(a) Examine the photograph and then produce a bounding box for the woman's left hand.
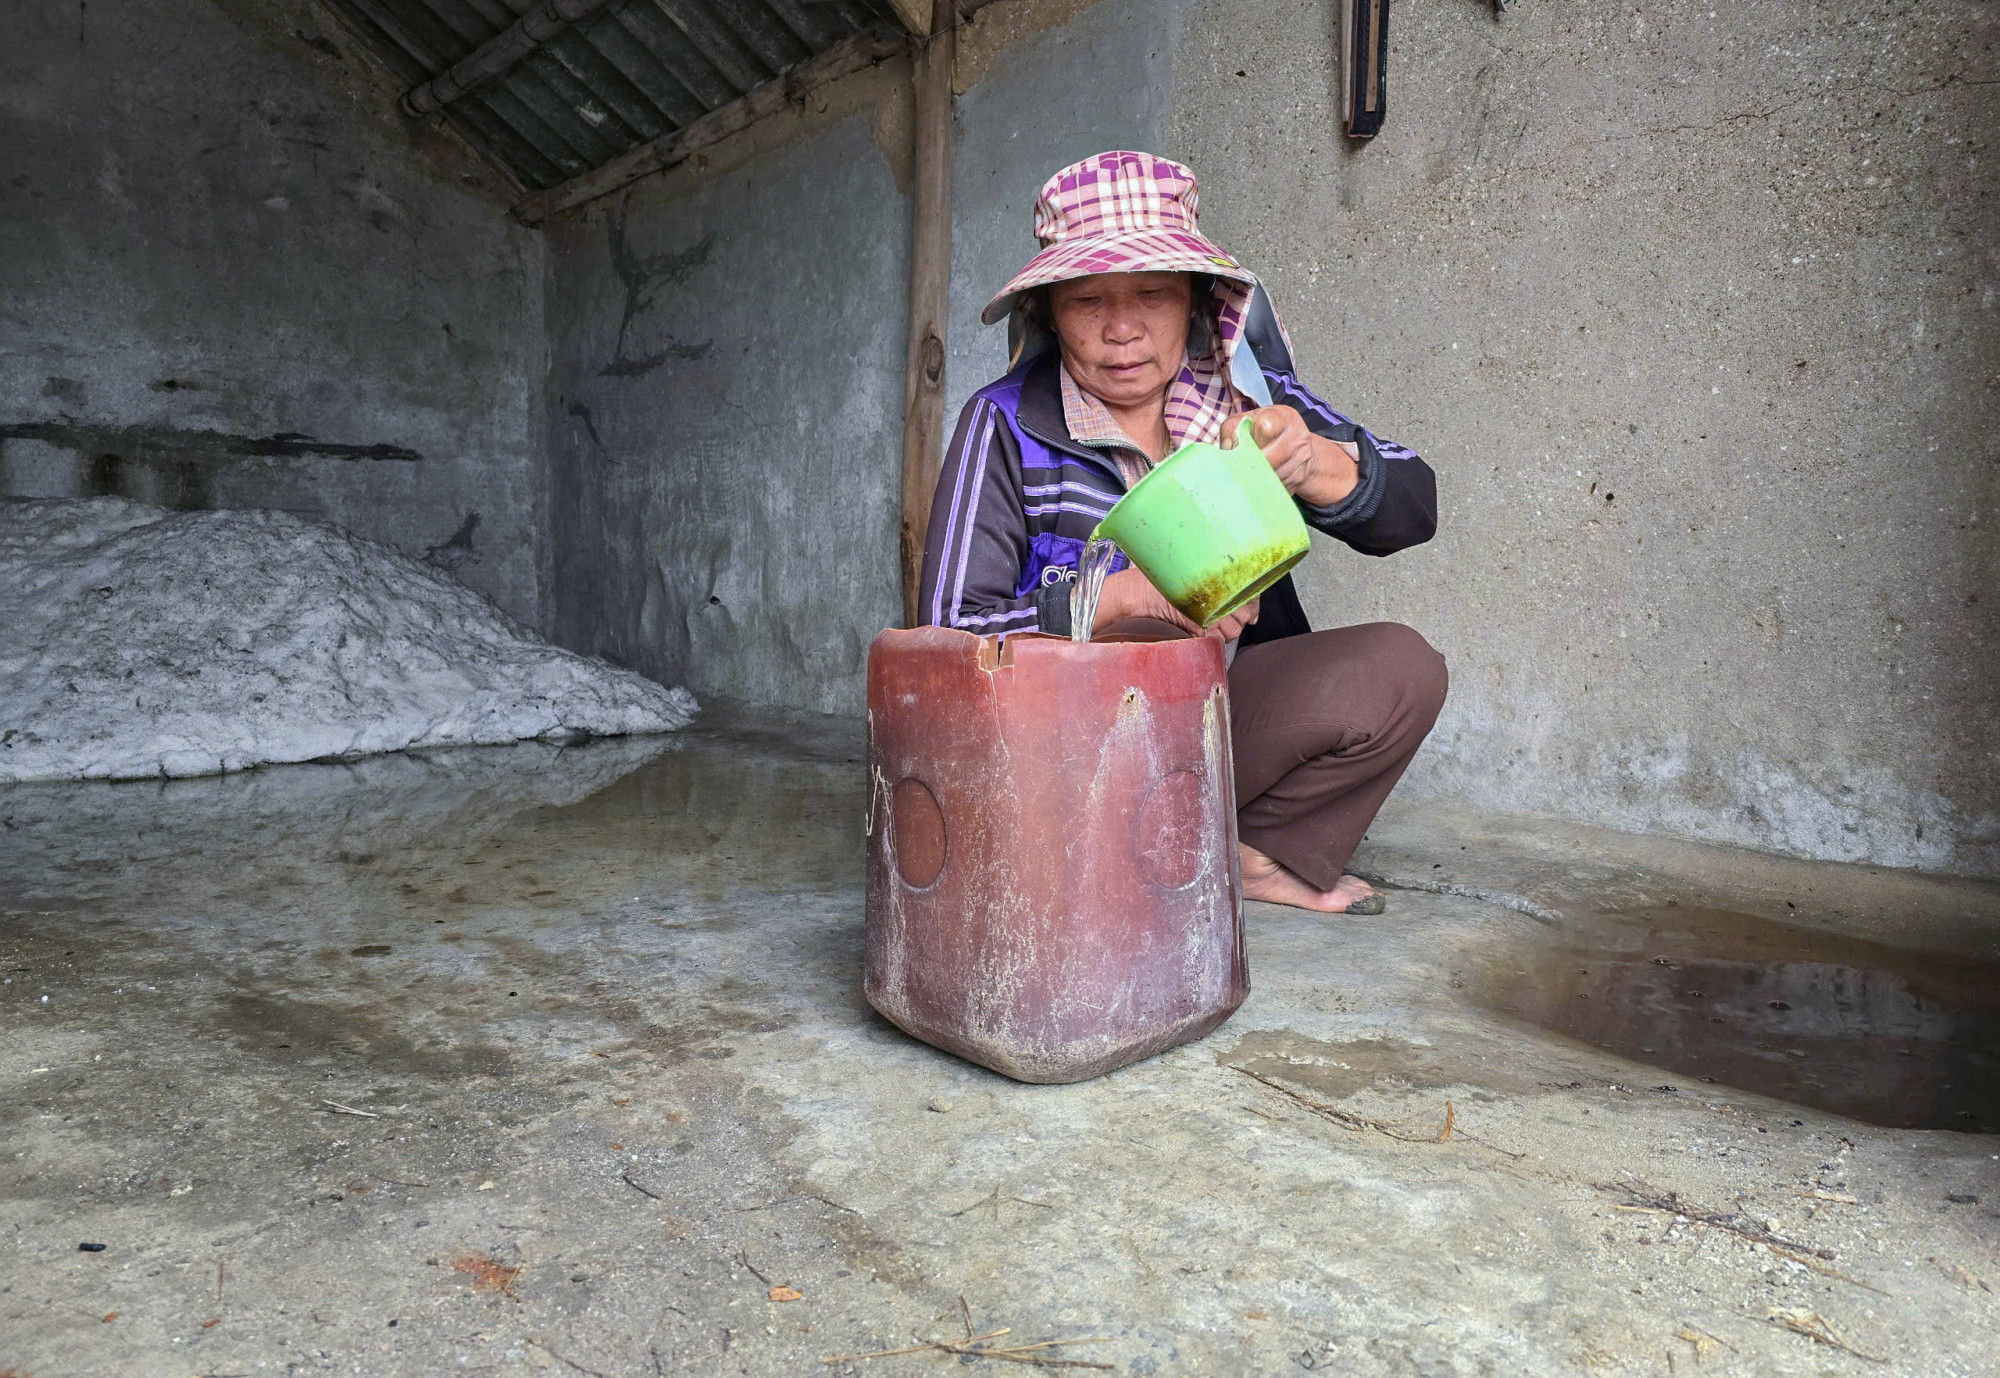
[1220,405,1360,508]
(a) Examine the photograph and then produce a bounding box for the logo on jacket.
[1039,564,1078,588]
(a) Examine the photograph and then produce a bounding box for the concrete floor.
[3,709,1996,1376]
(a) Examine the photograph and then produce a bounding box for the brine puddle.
[1467,907,2000,1131]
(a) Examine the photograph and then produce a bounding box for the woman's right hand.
[1094,567,1199,635]
[1094,568,1259,641]
[1206,595,1262,643]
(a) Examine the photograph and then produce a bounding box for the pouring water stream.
[1068,535,1120,644]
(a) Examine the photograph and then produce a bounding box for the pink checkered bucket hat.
[980,151,1257,325]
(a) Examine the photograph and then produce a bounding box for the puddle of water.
[1468,907,2000,1132]
[0,728,860,918]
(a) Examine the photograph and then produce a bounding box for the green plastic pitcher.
[1093,418,1312,628]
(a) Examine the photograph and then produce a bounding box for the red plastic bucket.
[864,627,1248,1083]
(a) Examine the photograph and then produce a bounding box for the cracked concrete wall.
[0,0,546,624]
[542,0,1167,714]
[1165,0,1998,873]
[541,0,1993,872]
[543,114,910,715]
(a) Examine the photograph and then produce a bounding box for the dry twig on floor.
[527,1337,613,1377]
[1942,1261,1991,1292]
[1765,1244,1890,1294]
[734,1250,772,1285]
[948,1183,1056,1222]
[822,1328,1112,1369]
[622,1172,663,1201]
[724,1192,859,1215]
[1452,1126,1528,1159]
[1673,1325,1733,1363]
[1592,1184,1888,1288]
[1597,1181,1833,1258]
[824,1328,1009,1362]
[1765,1307,1885,1363]
[1231,1066,1456,1145]
[1598,1179,1889,1292]
[319,1099,379,1118]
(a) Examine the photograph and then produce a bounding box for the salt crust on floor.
[0,497,696,781]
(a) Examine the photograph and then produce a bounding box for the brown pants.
[1104,620,1448,890]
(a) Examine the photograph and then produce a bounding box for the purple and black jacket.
[917,303,1437,647]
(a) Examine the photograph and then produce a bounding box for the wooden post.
[898,1,955,628]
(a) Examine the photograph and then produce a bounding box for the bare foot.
[1238,844,1382,914]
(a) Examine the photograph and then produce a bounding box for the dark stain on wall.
[564,399,610,461]
[604,210,714,378]
[424,511,481,571]
[293,25,344,61]
[42,376,86,407]
[0,421,422,464]
[84,449,122,496]
[79,447,207,509]
[600,340,712,378]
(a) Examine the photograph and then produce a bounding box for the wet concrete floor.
[2,707,1997,1375]
[1467,908,2000,1133]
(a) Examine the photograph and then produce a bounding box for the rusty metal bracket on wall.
[1339,0,1390,138]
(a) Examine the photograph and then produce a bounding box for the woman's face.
[1049,271,1193,410]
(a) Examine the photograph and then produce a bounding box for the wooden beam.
[318,0,533,197]
[401,0,613,117]
[882,0,931,36]
[513,28,907,223]
[898,1,955,628]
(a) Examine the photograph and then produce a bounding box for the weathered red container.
[864,626,1248,1083]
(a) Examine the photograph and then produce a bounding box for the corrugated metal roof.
[324,0,910,193]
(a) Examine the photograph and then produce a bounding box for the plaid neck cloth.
[1058,276,1256,488]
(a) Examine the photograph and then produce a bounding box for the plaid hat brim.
[980,227,1257,325]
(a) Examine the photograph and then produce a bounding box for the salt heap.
[0,497,696,782]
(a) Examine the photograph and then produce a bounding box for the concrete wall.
[542,108,912,716]
[542,0,1175,715]
[540,0,1996,874]
[0,0,547,623]
[1167,0,1998,873]
[945,0,1184,422]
